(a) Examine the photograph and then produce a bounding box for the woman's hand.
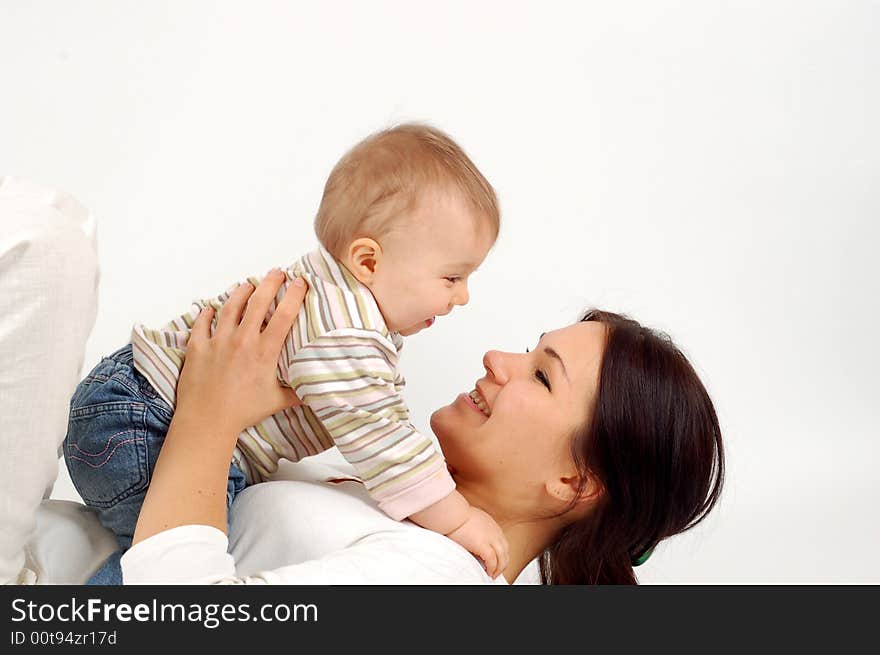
[176,269,307,435]
[131,270,308,546]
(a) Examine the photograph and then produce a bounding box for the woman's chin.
[429,406,449,436]
[431,394,485,438]
[430,405,460,449]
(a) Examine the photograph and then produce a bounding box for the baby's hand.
[446,506,509,579]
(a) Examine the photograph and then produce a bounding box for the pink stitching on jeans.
[68,438,140,468]
[71,428,138,456]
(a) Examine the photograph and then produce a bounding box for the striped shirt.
[131,247,455,521]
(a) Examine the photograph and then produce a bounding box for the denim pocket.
[65,377,151,509]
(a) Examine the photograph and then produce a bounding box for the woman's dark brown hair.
[539,309,724,584]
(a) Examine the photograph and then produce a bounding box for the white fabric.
[122,451,509,585]
[0,177,99,585]
[27,451,539,584]
[25,500,118,585]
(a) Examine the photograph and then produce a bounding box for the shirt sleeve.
[282,330,455,521]
[120,525,491,585]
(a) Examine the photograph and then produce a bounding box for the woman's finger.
[267,387,304,414]
[214,281,255,339]
[262,276,308,350]
[240,269,287,335]
[189,305,215,346]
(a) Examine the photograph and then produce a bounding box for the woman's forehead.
[542,322,606,386]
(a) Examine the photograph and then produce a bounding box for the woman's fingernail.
[292,277,305,288]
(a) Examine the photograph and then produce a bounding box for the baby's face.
[370,191,495,336]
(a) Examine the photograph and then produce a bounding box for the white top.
[121,451,510,585]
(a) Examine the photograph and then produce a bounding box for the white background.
[1,1,877,583]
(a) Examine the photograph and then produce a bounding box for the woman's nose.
[483,350,510,384]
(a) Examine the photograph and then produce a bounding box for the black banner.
[2,586,876,650]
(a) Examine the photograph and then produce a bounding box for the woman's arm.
[123,524,494,585]
[131,270,308,545]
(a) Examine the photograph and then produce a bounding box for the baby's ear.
[346,238,383,284]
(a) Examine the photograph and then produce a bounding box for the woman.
[122,270,724,584]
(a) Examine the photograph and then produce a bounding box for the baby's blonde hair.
[315,123,499,259]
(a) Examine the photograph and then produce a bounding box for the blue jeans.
[63,344,247,585]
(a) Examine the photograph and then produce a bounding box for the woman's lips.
[458,392,487,418]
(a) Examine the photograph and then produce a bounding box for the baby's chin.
[397,318,432,336]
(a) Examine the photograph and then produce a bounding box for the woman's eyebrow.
[542,346,569,383]
[537,333,569,383]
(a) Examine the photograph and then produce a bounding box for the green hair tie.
[633,546,654,567]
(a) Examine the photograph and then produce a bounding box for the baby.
[64,124,506,583]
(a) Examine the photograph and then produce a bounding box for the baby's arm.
[409,491,510,579]
[286,329,509,576]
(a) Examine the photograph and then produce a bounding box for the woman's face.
[430,321,606,512]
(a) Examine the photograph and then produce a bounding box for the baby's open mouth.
[468,389,491,417]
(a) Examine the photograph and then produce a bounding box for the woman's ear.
[545,473,602,508]
[345,238,383,285]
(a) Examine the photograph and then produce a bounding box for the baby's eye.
[444,276,461,284]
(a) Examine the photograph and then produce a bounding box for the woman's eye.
[526,347,551,390]
[535,369,551,391]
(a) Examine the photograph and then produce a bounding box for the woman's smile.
[458,390,490,418]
